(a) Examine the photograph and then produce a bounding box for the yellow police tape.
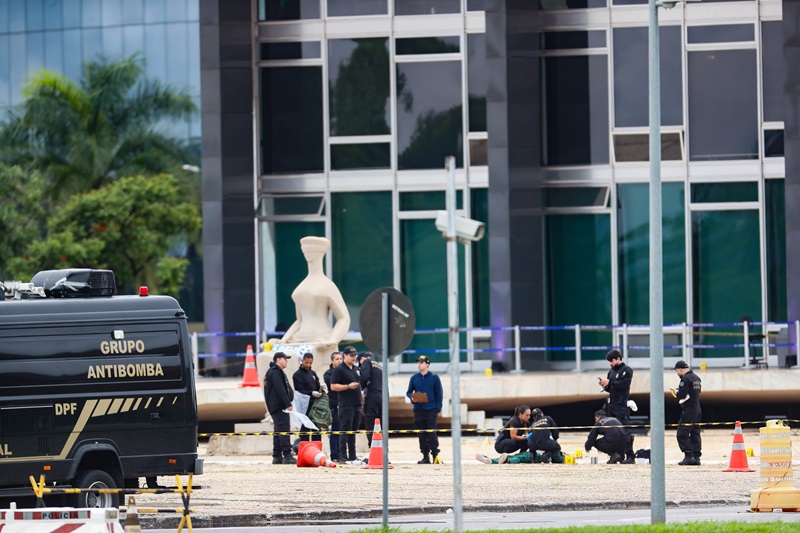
[198,418,799,438]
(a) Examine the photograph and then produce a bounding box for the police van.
[0,268,202,507]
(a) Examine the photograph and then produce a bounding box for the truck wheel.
[72,469,119,508]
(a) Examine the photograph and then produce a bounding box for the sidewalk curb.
[139,498,750,528]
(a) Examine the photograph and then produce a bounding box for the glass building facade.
[201,0,796,370]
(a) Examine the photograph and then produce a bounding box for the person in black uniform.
[264,352,295,464]
[599,349,635,463]
[585,410,634,464]
[672,360,702,465]
[358,351,383,447]
[293,352,323,442]
[494,405,532,454]
[330,346,364,465]
[527,408,562,463]
[323,351,342,461]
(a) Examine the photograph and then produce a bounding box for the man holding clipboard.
[406,355,443,464]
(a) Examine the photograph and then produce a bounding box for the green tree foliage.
[6,174,200,298]
[0,54,197,201]
[0,166,47,279]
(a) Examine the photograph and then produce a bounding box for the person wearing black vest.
[494,405,531,454]
[330,346,363,465]
[293,352,323,442]
[323,351,342,461]
[585,410,634,464]
[599,349,635,463]
[264,352,295,464]
[527,408,562,463]
[673,360,702,465]
[358,351,383,447]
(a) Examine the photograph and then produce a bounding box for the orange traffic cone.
[363,419,394,470]
[297,440,337,468]
[723,420,754,472]
[239,345,260,387]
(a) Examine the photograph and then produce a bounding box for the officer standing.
[358,351,383,447]
[330,346,364,465]
[264,352,295,464]
[323,351,342,461]
[406,355,443,464]
[293,352,323,442]
[598,348,635,463]
[672,360,702,465]
[527,408,562,463]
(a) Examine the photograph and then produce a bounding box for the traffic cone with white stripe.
[723,420,754,472]
[239,344,260,387]
[363,419,394,469]
[125,495,142,533]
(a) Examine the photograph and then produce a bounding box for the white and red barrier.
[0,504,123,532]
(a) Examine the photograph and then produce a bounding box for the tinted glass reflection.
[543,31,605,50]
[330,143,391,170]
[613,26,681,127]
[764,130,784,158]
[261,67,323,174]
[762,21,785,122]
[258,0,320,20]
[467,34,486,132]
[396,61,463,169]
[688,50,757,161]
[261,42,321,60]
[687,24,754,44]
[395,0,460,15]
[327,0,387,16]
[329,38,390,136]
[543,55,609,165]
[396,37,460,55]
[540,0,606,9]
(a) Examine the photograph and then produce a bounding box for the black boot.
[678,454,696,466]
[418,454,431,464]
[607,452,623,464]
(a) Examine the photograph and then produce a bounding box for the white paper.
[286,408,319,431]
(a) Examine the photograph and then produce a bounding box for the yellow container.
[575,449,583,458]
[485,367,492,377]
[564,455,575,465]
[759,419,793,489]
[700,361,708,371]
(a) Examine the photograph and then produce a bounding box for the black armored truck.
[0,268,202,507]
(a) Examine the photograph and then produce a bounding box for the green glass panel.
[471,189,490,327]
[271,196,323,216]
[691,182,758,203]
[546,214,612,361]
[766,180,786,322]
[618,183,686,326]
[544,187,607,208]
[401,219,467,362]
[274,222,325,329]
[331,192,393,331]
[396,36,460,55]
[330,143,390,170]
[692,210,761,357]
[400,191,463,211]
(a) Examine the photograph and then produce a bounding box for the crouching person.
[527,408,562,463]
[585,410,635,464]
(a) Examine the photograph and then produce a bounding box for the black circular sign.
[359,287,416,357]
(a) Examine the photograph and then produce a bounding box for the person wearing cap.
[406,355,443,464]
[358,351,384,447]
[264,352,295,464]
[527,408,562,463]
[585,410,634,464]
[672,360,702,465]
[293,352,324,443]
[598,348,635,463]
[330,346,364,465]
[323,351,343,461]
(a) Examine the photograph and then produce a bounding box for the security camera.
[435,211,486,243]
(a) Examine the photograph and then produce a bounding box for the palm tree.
[0,54,197,201]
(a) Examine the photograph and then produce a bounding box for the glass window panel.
[764,130,784,158]
[395,0,460,15]
[400,191,462,211]
[122,0,144,24]
[9,34,24,104]
[543,55,608,165]
[469,138,487,166]
[261,42,320,60]
[122,24,145,57]
[268,196,324,216]
[9,0,24,32]
[396,36,459,55]
[687,24,754,44]
[62,29,82,80]
[618,183,686,325]
[144,0,166,23]
[26,32,44,74]
[331,192,393,331]
[274,222,325,328]
[62,0,81,28]
[467,0,484,10]
[258,0,320,20]
[467,33,486,132]
[44,30,63,72]
[328,38,390,136]
[396,61,463,170]
[613,26,682,128]
[82,0,101,26]
[613,0,646,4]
[0,0,9,33]
[165,0,187,21]
[692,210,761,358]
[144,23,166,79]
[0,36,9,107]
[762,21,785,123]
[261,67,324,174]
[165,23,189,86]
[543,31,605,50]
[102,25,123,58]
[613,133,682,162]
[330,143,391,170]
[690,182,758,203]
[44,0,63,30]
[327,0,387,16]
[26,0,44,31]
[765,180,786,322]
[545,214,611,361]
[101,0,122,26]
[544,187,608,208]
[401,218,467,361]
[471,188,490,327]
[540,0,607,9]
[688,49,757,161]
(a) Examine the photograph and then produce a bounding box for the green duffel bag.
[307,392,333,429]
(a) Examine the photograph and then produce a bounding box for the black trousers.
[677,405,702,458]
[364,395,382,447]
[338,404,362,461]
[529,439,561,455]
[329,405,341,460]
[413,410,440,458]
[593,437,626,457]
[271,409,292,458]
[495,438,526,454]
[605,402,630,426]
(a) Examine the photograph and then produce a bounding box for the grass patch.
[351,522,796,533]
